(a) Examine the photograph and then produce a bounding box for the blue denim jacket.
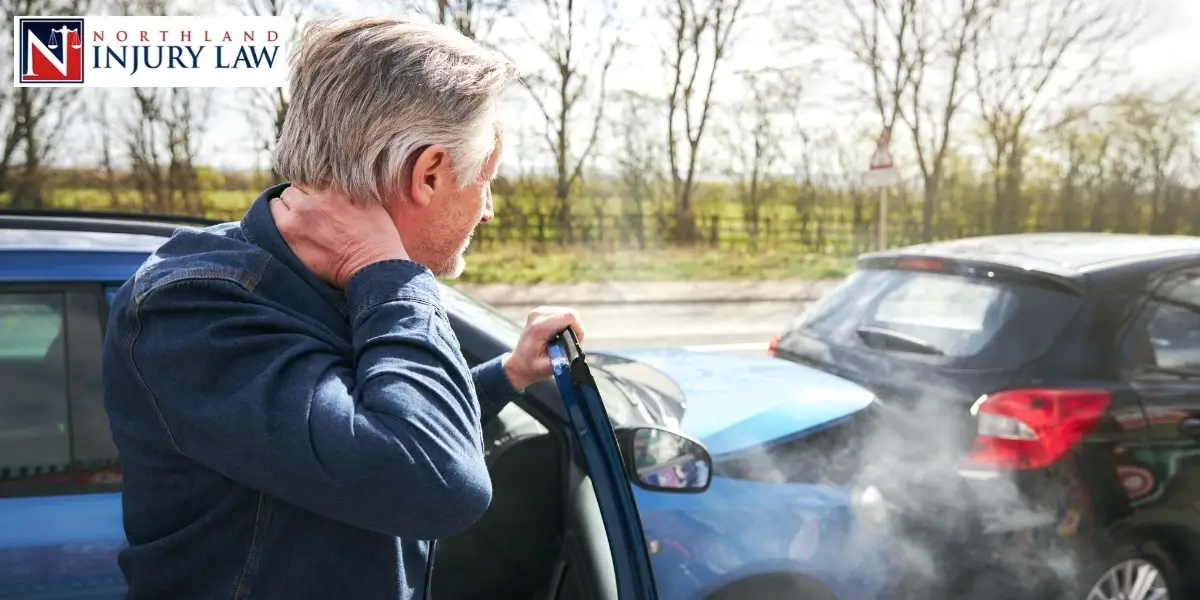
[101,183,520,599]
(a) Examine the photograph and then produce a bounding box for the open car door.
[548,328,659,600]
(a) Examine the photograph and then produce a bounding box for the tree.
[1119,90,1200,233]
[402,0,512,40]
[230,0,325,184]
[721,69,797,249]
[833,0,917,145]
[661,0,745,243]
[100,0,212,214]
[519,0,621,243]
[609,90,666,249]
[1,0,93,208]
[901,0,993,241]
[972,0,1146,233]
[830,0,994,242]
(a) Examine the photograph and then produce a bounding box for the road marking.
[680,342,769,353]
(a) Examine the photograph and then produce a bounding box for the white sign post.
[864,132,899,250]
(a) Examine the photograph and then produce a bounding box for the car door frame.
[448,314,658,599]
[548,329,658,599]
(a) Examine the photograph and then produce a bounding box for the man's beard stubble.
[436,227,475,280]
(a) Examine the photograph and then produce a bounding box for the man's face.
[391,124,502,278]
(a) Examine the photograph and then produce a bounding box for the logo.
[17,17,85,84]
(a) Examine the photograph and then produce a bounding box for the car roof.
[0,212,209,252]
[861,232,1200,279]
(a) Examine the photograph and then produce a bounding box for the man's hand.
[503,307,586,390]
[271,185,409,288]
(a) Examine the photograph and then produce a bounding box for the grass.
[4,188,857,284]
[457,246,854,284]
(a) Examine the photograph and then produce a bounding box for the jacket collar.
[240,182,347,315]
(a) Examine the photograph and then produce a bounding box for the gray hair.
[273,15,516,206]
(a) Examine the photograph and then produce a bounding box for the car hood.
[592,348,876,457]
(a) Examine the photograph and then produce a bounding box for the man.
[101,15,583,600]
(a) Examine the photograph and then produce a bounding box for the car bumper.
[854,468,1084,598]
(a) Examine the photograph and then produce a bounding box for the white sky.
[64,0,1200,180]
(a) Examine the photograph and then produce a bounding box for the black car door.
[1117,268,1200,522]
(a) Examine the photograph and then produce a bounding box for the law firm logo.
[14,16,291,88]
[17,17,85,85]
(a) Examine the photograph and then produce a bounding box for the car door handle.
[1179,418,1200,437]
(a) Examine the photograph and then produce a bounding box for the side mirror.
[615,425,712,493]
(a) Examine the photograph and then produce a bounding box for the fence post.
[709,215,719,248]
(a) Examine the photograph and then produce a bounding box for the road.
[494,300,812,355]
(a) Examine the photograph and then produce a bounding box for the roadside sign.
[869,132,893,170]
[863,130,898,251]
[863,132,900,188]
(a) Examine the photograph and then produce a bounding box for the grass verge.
[457,246,855,284]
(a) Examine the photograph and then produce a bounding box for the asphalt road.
[494,300,810,355]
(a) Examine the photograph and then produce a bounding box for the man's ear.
[407,145,451,207]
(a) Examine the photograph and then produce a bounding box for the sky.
[63,0,1200,181]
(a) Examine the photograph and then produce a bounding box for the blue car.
[0,210,895,600]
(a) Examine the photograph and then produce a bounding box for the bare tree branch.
[972,0,1147,233]
[518,0,623,243]
[662,0,746,243]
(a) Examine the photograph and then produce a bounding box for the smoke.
[846,394,1084,599]
[739,347,1090,599]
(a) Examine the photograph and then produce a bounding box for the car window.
[1122,273,1200,373]
[436,285,648,425]
[0,293,71,491]
[792,267,1082,369]
[438,283,523,348]
[869,273,1012,357]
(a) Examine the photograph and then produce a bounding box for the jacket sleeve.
[471,354,521,428]
[127,260,495,540]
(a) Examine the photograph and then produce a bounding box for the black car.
[772,232,1200,600]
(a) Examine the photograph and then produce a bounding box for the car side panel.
[0,494,125,599]
[1113,266,1200,589]
[632,477,893,600]
[0,283,127,599]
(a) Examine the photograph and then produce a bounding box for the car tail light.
[966,388,1111,470]
[768,334,781,355]
[894,257,949,272]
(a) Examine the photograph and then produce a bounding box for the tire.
[1073,538,1183,600]
[705,573,837,600]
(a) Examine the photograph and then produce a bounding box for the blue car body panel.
[596,348,876,457]
[0,494,125,599]
[0,250,152,283]
[597,348,893,599]
[0,224,897,600]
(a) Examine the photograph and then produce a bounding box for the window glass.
[438,283,523,348]
[0,293,71,489]
[1124,275,1200,372]
[790,268,1081,368]
[869,273,1010,357]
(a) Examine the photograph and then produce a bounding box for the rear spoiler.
[856,254,1084,295]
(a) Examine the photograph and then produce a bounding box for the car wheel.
[705,573,836,600]
[1079,540,1181,600]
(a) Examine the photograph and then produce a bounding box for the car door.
[0,283,125,600]
[548,328,659,600]
[1117,268,1200,520]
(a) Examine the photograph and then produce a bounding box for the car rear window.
[790,267,1082,369]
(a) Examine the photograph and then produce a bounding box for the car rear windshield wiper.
[855,326,944,356]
